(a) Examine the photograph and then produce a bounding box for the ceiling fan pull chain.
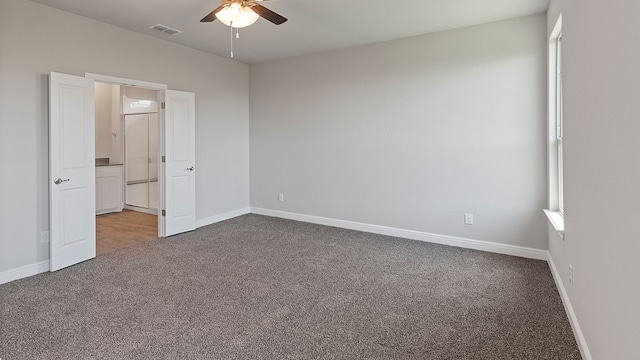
[236,28,240,39]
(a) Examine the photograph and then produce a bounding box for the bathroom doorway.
[94,82,161,256]
[50,71,196,269]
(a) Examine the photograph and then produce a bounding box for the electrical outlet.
[464,213,474,225]
[568,264,573,285]
[41,231,49,244]
[278,193,284,202]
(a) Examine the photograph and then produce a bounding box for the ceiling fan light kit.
[201,0,288,59]
[214,2,259,28]
[201,0,287,27]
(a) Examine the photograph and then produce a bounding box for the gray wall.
[250,14,548,249]
[0,0,250,273]
[547,1,640,359]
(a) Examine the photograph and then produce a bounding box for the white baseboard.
[4,208,585,359]
[0,261,49,285]
[547,254,592,360]
[196,207,251,228]
[250,207,548,261]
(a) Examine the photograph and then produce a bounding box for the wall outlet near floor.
[41,231,49,244]
[278,193,285,202]
[568,264,573,285]
[464,213,474,225]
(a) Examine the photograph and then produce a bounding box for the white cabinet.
[96,165,123,215]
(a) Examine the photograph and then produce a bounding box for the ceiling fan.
[200,0,287,28]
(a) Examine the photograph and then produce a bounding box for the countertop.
[96,158,123,167]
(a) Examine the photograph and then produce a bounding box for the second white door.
[164,90,196,236]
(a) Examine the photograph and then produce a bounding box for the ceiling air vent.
[150,24,182,35]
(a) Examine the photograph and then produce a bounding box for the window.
[556,32,564,215]
[545,15,564,236]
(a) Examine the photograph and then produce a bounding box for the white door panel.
[50,72,96,271]
[164,90,196,236]
[171,175,191,217]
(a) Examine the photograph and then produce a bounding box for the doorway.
[88,73,167,242]
[94,83,161,255]
[49,71,197,271]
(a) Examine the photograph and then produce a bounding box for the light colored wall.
[250,14,547,249]
[111,85,122,163]
[546,1,640,359]
[0,0,250,274]
[94,82,113,159]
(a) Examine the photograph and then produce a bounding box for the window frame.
[556,32,564,216]
[545,15,565,236]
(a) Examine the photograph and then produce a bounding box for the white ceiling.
[30,0,549,64]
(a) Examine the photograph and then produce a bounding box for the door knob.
[186,166,195,171]
[54,178,70,185]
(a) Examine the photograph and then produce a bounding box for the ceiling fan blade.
[200,4,226,22]
[251,4,288,25]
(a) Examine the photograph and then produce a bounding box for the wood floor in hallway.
[96,210,158,256]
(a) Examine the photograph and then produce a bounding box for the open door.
[164,90,196,236]
[49,72,96,271]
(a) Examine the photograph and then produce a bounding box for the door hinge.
[161,102,166,109]
[161,155,165,163]
[162,210,166,216]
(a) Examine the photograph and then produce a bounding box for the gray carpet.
[0,214,581,359]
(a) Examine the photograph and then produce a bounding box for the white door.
[164,90,196,236]
[49,72,96,271]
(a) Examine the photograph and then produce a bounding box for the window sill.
[544,209,565,239]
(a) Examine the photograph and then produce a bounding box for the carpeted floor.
[0,214,581,359]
